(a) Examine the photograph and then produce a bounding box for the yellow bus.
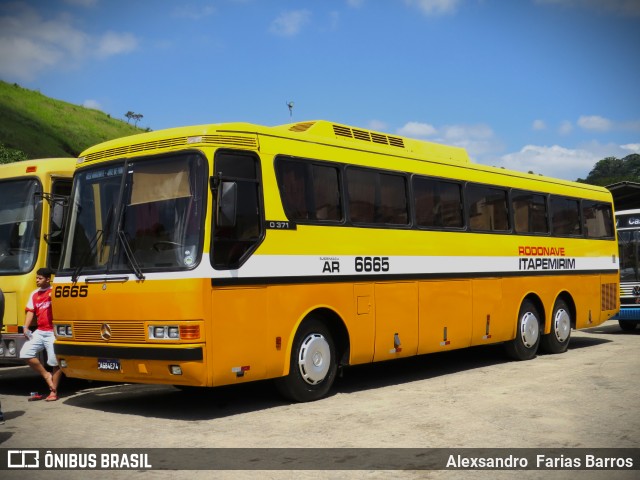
[52,121,618,401]
[0,158,74,364]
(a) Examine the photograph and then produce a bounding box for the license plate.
[98,358,121,371]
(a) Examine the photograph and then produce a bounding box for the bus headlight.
[148,325,200,340]
[7,340,16,356]
[149,325,180,340]
[55,325,73,337]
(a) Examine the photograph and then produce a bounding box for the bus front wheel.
[275,318,337,402]
[619,320,639,332]
[540,299,571,354]
[505,300,541,361]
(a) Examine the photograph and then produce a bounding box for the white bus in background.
[615,208,640,331]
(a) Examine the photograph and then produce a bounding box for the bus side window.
[347,167,408,226]
[47,179,72,271]
[212,150,263,270]
[512,191,549,234]
[550,196,581,236]
[413,177,463,229]
[467,184,509,232]
[275,158,343,223]
[583,201,614,238]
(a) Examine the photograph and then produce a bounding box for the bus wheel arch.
[540,293,574,354]
[505,295,544,361]
[275,309,348,402]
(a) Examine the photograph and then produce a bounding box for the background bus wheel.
[275,318,337,402]
[505,300,541,361]
[540,299,571,354]
[619,320,639,332]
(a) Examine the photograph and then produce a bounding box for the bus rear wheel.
[540,299,571,354]
[275,318,337,402]
[505,299,541,361]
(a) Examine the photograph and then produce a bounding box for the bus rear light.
[26,166,37,173]
[179,325,200,340]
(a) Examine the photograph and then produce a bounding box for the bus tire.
[275,318,337,403]
[505,299,541,361]
[540,299,571,354]
[619,320,639,332]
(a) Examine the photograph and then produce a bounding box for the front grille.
[72,321,146,343]
[620,283,640,297]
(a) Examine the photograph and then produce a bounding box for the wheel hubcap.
[554,308,571,342]
[521,311,540,348]
[297,333,330,385]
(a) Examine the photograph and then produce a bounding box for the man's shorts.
[20,330,58,367]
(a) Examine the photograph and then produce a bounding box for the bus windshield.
[0,178,42,275]
[59,153,207,276]
[619,230,640,283]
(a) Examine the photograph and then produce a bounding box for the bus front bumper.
[54,343,207,386]
[612,307,640,321]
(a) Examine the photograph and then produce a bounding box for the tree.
[577,154,640,185]
[132,113,143,127]
[125,111,135,124]
[0,143,28,164]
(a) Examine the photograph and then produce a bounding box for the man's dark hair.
[36,267,54,278]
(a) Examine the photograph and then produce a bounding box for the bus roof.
[77,120,610,198]
[0,158,76,179]
[78,120,470,164]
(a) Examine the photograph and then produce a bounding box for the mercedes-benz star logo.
[100,323,112,341]
[633,286,640,297]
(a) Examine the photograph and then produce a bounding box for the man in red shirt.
[20,267,62,401]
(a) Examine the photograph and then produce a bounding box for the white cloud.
[347,0,365,7]
[83,99,102,110]
[495,141,638,180]
[621,143,640,153]
[397,121,437,138]
[577,115,613,132]
[532,120,546,131]
[269,10,311,37]
[96,31,137,57]
[558,120,573,135]
[404,0,461,16]
[0,3,137,81]
[397,121,502,161]
[367,119,388,132]
[497,144,600,179]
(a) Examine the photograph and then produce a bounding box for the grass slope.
[0,80,144,159]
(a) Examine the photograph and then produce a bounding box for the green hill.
[0,80,144,160]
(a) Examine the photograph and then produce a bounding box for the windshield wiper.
[71,229,103,283]
[117,230,145,280]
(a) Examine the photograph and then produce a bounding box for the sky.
[1,0,639,181]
